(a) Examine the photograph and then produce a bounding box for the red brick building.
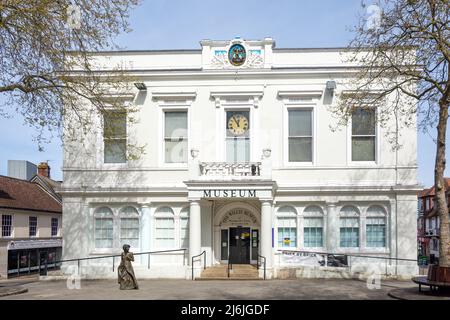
[0,163,62,278]
[417,178,450,265]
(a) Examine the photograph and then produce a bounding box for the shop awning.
[7,239,62,250]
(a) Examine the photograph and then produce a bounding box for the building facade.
[61,38,419,279]
[0,170,62,278]
[417,179,450,265]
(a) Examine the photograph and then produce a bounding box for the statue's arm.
[129,253,134,261]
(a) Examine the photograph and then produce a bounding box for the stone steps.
[198,264,260,280]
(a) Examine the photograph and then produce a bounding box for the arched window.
[120,206,140,249]
[180,207,190,249]
[277,206,297,248]
[366,205,387,248]
[339,206,360,248]
[154,207,175,248]
[94,207,114,248]
[303,206,324,248]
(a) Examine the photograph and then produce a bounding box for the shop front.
[6,239,62,277]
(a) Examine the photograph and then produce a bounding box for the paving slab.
[0,278,419,300]
[389,287,450,300]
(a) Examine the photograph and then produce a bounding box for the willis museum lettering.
[203,189,257,198]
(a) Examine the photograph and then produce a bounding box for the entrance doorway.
[229,227,250,264]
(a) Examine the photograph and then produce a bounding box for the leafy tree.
[335,0,449,267]
[0,0,141,154]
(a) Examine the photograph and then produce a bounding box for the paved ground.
[0,278,417,300]
[389,287,450,300]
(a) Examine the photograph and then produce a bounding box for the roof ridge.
[0,174,36,184]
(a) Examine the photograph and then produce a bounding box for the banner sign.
[280,251,348,267]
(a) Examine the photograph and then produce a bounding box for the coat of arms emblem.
[228,43,246,66]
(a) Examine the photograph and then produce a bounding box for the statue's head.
[122,244,130,252]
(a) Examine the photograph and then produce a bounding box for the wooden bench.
[412,276,450,292]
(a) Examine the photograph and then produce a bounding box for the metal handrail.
[257,255,266,280]
[191,250,206,280]
[279,249,418,262]
[39,248,187,276]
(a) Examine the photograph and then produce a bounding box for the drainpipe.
[394,106,399,276]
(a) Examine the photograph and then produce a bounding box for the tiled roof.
[0,175,61,213]
[30,174,62,202]
[418,178,450,197]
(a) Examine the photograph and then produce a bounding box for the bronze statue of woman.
[118,244,139,290]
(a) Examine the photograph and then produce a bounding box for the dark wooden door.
[229,227,250,264]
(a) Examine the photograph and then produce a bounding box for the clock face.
[227,113,249,135]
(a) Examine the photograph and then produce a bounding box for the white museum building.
[61,38,419,279]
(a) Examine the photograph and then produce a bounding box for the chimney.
[37,162,50,178]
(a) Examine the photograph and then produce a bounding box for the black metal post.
[148,253,150,269]
[264,258,266,280]
[191,257,194,280]
[17,253,20,277]
[78,259,81,275]
[203,251,206,270]
[112,257,115,272]
[38,254,41,275]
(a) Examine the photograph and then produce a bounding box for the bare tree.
[334,0,449,267]
[0,0,142,156]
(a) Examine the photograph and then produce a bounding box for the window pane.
[340,228,359,247]
[289,110,312,136]
[289,137,312,162]
[278,227,297,247]
[165,139,188,163]
[352,137,375,161]
[304,217,323,228]
[120,217,139,249]
[165,112,187,137]
[366,218,386,248]
[2,214,12,237]
[29,217,37,237]
[95,217,113,248]
[352,109,375,135]
[304,227,323,247]
[340,217,359,228]
[180,217,189,249]
[51,218,58,236]
[155,218,175,248]
[104,140,126,163]
[104,112,126,138]
[226,138,250,162]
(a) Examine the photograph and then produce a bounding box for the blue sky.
[0,0,446,187]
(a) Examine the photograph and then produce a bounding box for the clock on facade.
[227,113,249,135]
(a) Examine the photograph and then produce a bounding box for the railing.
[39,248,187,277]
[257,255,266,280]
[199,162,261,178]
[279,249,418,276]
[191,250,206,280]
